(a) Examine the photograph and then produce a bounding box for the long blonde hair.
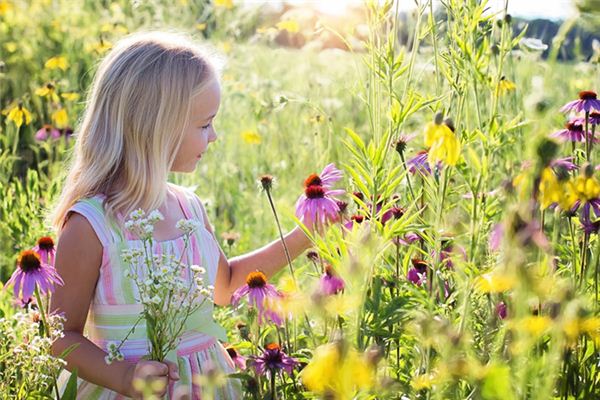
[50,31,217,232]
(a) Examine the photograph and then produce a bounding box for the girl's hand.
[123,359,180,398]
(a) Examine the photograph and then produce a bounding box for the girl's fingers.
[164,360,180,380]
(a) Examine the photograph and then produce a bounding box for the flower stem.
[33,286,50,338]
[264,188,296,284]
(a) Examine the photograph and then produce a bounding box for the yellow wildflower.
[35,83,60,103]
[44,56,68,71]
[4,103,32,128]
[538,167,563,210]
[520,315,551,337]
[214,0,233,9]
[4,42,17,53]
[300,342,374,398]
[0,1,13,15]
[241,130,261,144]
[220,41,232,54]
[428,127,461,166]
[496,76,516,95]
[52,108,68,129]
[61,92,80,101]
[195,23,207,31]
[276,20,300,33]
[475,272,515,293]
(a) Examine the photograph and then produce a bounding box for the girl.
[50,31,315,399]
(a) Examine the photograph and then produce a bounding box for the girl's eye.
[200,123,211,130]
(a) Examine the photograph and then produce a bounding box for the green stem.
[264,188,296,284]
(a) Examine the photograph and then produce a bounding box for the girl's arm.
[199,204,313,306]
[49,214,134,395]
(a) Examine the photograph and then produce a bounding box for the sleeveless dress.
[56,184,242,399]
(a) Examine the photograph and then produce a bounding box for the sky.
[241,0,578,21]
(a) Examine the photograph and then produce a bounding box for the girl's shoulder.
[64,194,119,247]
[167,183,208,224]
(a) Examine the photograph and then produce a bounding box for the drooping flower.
[295,166,344,226]
[496,76,517,95]
[563,170,600,224]
[225,346,247,370]
[496,301,508,319]
[44,56,68,71]
[319,265,345,296]
[300,342,375,399]
[407,259,427,285]
[381,206,405,225]
[250,343,297,377]
[3,102,32,128]
[407,150,432,175]
[590,111,600,126]
[231,271,283,325]
[4,250,64,300]
[550,157,578,172]
[51,108,68,129]
[560,91,600,114]
[35,125,61,141]
[538,167,565,210]
[550,119,593,142]
[35,83,60,103]
[428,127,461,166]
[33,236,56,266]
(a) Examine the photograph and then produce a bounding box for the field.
[1,0,600,399]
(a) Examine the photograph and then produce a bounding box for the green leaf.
[60,368,79,400]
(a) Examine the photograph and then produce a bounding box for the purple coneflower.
[496,301,508,319]
[343,214,365,230]
[34,124,61,141]
[393,232,421,246]
[407,259,427,286]
[407,150,432,175]
[381,206,405,225]
[231,271,283,326]
[550,157,578,172]
[319,265,345,295]
[5,250,64,300]
[550,119,592,142]
[590,111,600,126]
[560,90,600,113]
[489,223,504,252]
[225,346,247,370]
[318,163,343,188]
[251,343,297,377]
[33,236,56,266]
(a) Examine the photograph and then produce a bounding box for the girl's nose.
[208,129,218,143]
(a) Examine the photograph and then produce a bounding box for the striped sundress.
[56,184,242,399]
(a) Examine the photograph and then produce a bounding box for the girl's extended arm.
[49,214,133,395]
[201,204,313,306]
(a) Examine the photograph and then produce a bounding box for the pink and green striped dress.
[56,184,242,399]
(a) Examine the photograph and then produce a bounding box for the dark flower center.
[43,124,52,132]
[353,191,364,201]
[351,215,364,223]
[305,185,325,199]
[246,271,267,288]
[266,343,280,351]
[391,207,405,219]
[259,175,274,191]
[336,201,348,213]
[411,258,428,272]
[226,347,239,358]
[304,173,322,187]
[591,111,600,119]
[37,236,55,251]
[324,264,336,276]
[19,250,42,273]
[579,90,597,100]
[566,121,583,131]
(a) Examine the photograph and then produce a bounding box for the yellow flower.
[61,92,80,101]
[52,108,68,128]
[0,1,13,15]
[195,23,207,31]
[214,0,233,9]
[300,343,374,398]
[423,121,449,147]
[496,76,516,95]
[475,272,515,293]
[519,316,551,337]
[220,41,232,54]
[4,42,17,53]
[35,83,60,103]
[4,103,32,128]
[276,20,300,33]
[241,130,261,144]
[86,39,113,54]
[427,125,461,166]
[538,167,563,210]
[44,56,68,71]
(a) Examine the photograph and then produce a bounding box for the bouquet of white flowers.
[105,209,213,363]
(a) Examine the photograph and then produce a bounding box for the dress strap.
[66,196,124,247]
[169,184,206,226]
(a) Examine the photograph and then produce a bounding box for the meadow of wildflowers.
[2,0,600,399]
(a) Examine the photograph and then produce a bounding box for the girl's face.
[171,78,221,173]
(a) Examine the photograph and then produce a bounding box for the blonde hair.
[50,31,218,232]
